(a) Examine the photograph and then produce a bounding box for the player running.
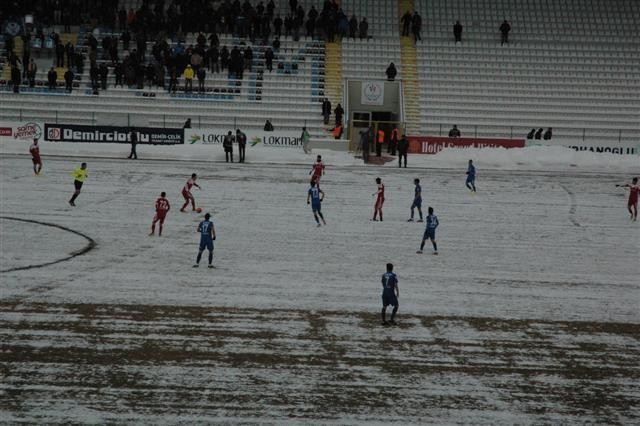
[618,177,639,221]
[68,162,88,206]
[29,138,42,175]
[150,192,171,236]
[180,173,201,212]
[417,207,439,255]
[372,177,385,221]
[309,155,325,185]
[408,178,423,222]
[194,212,216,268]
[381,263,399,325]
[307,180,326,226]
[466,159,476,192]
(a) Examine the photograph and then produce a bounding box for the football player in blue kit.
[381,263,399,325]
[408,178,423,222]
[417,207,439,254]
[194,213,216,268]
[307,180,326,226]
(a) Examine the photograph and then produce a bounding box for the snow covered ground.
[1,142,639,424]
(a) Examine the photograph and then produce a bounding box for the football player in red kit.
[150,192,171,236]
[180,173,201,212]
[372,177,385,221]
[30,138,42,175]
[309,154,325,185]
[619,177,639,221]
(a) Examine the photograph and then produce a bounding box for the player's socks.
[208,252,213,265]
[420,241,426,251]
[381,308,386,324]
[433,242,438,252]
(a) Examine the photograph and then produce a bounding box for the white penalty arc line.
[0,216,97,273]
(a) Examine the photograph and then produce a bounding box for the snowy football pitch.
[1,154,638,423]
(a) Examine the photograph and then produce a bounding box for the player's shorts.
[423,228,436,240]
[154,212,167,222]
[182,190,193,200]
[629,198,638,208]
[32,157,42,165]
[311,201,321,212]
[375,197,385,209]
[411,198,422,209]
[199,236,213,251]
[466,175,475,184]
[382,291,398,307]
[74,180,83,190]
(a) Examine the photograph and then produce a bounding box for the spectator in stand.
[334,103,344,126]
[220,46,229,72]
[401,11,412,37]
[207,44,219,73]
[284,14,293,37]
[183,64,194,92]
[543,128,552,140]
[264,47,274,72]
[88,33,98,52]
[386,62,397,81]
[27,59,37,87]
[236,129,247,163]
[118,7,127,30]
[184,118,192,128]
[359,17,368,39]
[500,20,511,45]
[274,14,283,37]
[244,46,253,71]
[389,126,399,155]
[397,134,409,168]
[454,21,463,43]
[64,68,74,92]
[99,63,108,90]
[412,12,422,44]
[127,8,136,29]
[48,67,58,90]
[534,128,543,139]
[197,66,206,92]
[273,37,280,51]
[264,120,274,131]
[11,66,21,93]
[322,98,332,125]
[114,61,124,87]
[526,128,535,139]
[349,15,358,39]
[168,67,178,93]
[121,30,131,51]
[55,41,65,67]
[65,42,75,68]
[448,125,461,137]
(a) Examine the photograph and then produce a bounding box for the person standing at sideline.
[372,177,385,221]
[193,213,216,268]
[408,178,423,222]
[236,129,246,163]
[397,134,409,168]
[307,180,326,227]
[381,263,399,325]
[466,159,476,192]
[29,138,43,175]
[301,126,311,154]
[69,163,88,206]
[150,192,170,236]
[618,177,639,221]
[128,130,138,159]
[223,131,234,163]
[417,207,439,254]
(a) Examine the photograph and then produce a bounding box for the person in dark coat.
[99,63,109,90]
[411,12,422,43]
[386,62,397,81]
[349,15,358,39]
[534,128,543,139]
[11,66,21,93]
[223,131,234,162]
[48,67,58,90]
[526,128,536,139]
[448,125,461,137]
[334,103,344,126]
[397,135,409,168]
[358,18,368,39]
[128,130,138,159]
[543,127,552,140]
[236,129,247,163]
[64,68,74,92]
[56,41,65,67]
[264,48,274,72]
[322,98,332,124]
[500,20,511,45]
[401,11,412,37]
[264,120,274,131]
[454,21,463,42]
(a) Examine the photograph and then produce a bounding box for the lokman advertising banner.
[0,121,44,141]
[43,124,184,145]
[361,81,385,106]
[407,136,525,154]
[185,128,302,148]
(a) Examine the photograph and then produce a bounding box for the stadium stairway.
[1,37,22,81]
[324,41,343,119]
[398,0,421,135]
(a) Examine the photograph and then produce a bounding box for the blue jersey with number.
[198,220,213,238]
[426,215,439,230]
[381,272,398,292]
[415,183,422,199]
[309,187,321,202]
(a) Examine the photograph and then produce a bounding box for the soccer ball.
[196,207,203,213]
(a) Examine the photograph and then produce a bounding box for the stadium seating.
[413,0,640,141]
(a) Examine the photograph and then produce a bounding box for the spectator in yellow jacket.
[183,65,194,92]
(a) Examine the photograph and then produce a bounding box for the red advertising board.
[408,136,525,154]
[0,127,12,136]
